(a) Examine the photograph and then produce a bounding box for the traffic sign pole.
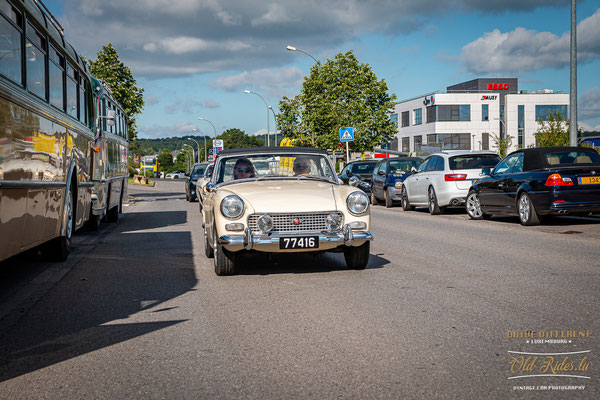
[346,142,349,162]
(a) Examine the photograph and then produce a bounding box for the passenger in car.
[293,157,312,175]
[233,158,256,179]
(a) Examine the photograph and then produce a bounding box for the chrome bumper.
[218,224,374,251]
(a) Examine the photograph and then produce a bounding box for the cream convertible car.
[202,147,374,275]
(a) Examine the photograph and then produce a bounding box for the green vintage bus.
[0,0,128,261]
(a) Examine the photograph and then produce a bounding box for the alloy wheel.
[519,195,530,222]
[466,192,482,218]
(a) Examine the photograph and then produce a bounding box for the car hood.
[223,179,337,212]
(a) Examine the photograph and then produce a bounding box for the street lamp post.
[286,45,318,63]
[198,117,217,160]
[187,136,200,163]
[244,90,270,147]
[494,117,506,140]
[182,144,194,171]
[268,106,278,146]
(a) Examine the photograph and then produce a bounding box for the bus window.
[25,22,46,99]
[49,45,64,110]
[0,2,23,84]
[79,75,86,125]
[66,62,77,119]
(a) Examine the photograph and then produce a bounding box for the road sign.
[340,127,354,142]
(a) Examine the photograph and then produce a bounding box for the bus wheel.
[46,186,73,261]
[106,205,119,222]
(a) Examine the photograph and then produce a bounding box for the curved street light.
[198,117,217,160]
[268,106,278,146]
[187,136,200,163]
[244,90,270,146]
[182,144,194,171]
[286,45,318,63]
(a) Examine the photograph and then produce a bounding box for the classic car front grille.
[247,212,344,234]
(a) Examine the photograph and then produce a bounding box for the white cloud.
[212,67,304,95]
[578,122,600,132]
[579,87,600,121]
[460,8,600,74]
[251,3,296,26]
[138,121,199,138]
[164,97,221,114]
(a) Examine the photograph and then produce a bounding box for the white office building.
[391,78,569,155]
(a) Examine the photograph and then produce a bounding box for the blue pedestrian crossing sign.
[340,127,354,142]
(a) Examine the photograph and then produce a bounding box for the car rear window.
[545,150,600,165]
[389,160,420,173]
[449,155,501,170]
[351,162,376,174]
[192,166,207,178]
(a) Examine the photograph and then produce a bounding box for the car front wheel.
[204,224,214,258]
[518,192,541,226]
[401,187,413,211]
[428,187,444,215]
[344,241,370,270]
[370,190,379,205]
[465,190,491,220]
[384,188,393,208]
[213,224,236,275]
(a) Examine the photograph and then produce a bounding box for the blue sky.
[45,0,600,139]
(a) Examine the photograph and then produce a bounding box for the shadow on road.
[0,210,197,383]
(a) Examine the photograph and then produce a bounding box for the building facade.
[392,78,569,155]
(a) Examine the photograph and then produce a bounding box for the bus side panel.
[0,189,27,261]
[66,125,93,230]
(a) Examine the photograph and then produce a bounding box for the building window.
[414,135,422,153]
[401,137,409,152]
[499,105,505,138]
[401,111,409,127]
[535,105,567,121]
[518,105,524,148]
[482,104,488,121]
[482,132,489,150]
[427,133,470,150]
[426,106,436,123]
[437,105,470,121]
[390,113,398,128]
[413,108,422,125]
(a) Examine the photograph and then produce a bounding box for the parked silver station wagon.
[201,147,374,275]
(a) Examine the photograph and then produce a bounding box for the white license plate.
[279,236,319,249]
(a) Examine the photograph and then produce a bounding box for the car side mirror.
[411,166,417,173]
[349,176,359,187]
[377,170,385,176]
[346,170,353,177]
[482,167,491,176]
[205,182,216,192]
[105,109,116,126]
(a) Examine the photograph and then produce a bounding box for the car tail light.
[553,200,565,204]
[545,173,573,186]
[445,174,467,181]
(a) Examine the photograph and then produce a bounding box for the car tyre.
[213,224,236,275]
[204,224,214,258]
[46,186,73,261]
[518,192,541,226]
[465,190,491,220]
[401,187,413,211]
[185,192,190,202]
[370,190,379,205]
[344,241,370,270]
[384,188,393,208]
[428,187,444,215]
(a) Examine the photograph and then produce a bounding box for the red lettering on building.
[488,83,510,90]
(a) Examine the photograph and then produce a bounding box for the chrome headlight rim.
[346,191,369,216]
[220,195,245,220]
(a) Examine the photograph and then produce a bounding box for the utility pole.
[569,0,578,146]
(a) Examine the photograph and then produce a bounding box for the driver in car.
[233,158,256,180]
[293,157,312,175]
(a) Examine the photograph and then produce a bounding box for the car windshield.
[449,154,501,170]
[351,162,376,174]
[214,153,336,184]
[389,160,420,173]
[191,165,207,178]
[545,150,600,165]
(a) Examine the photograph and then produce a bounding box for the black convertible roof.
[509,146,600,171]
[217,147,328,156]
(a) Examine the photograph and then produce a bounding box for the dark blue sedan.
[371,157,422,207]
[465,147,600,225]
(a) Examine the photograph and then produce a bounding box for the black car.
[185,162,211,202]
[338,159,379,194]
[371,157,422,207]
[465,147,600,225]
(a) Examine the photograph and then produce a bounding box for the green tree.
[217,128,264,149]
[534,113,571,147]
[157,149,174,172]
[491,133,514,157]
[277,51,397,155]
[88,44,144,142]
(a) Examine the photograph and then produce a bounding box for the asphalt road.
[0,179,598,399]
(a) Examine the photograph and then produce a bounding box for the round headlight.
[221,195,244,219]
[346,191,369,215]
[327,213,343,231]
[257,214,273,233]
